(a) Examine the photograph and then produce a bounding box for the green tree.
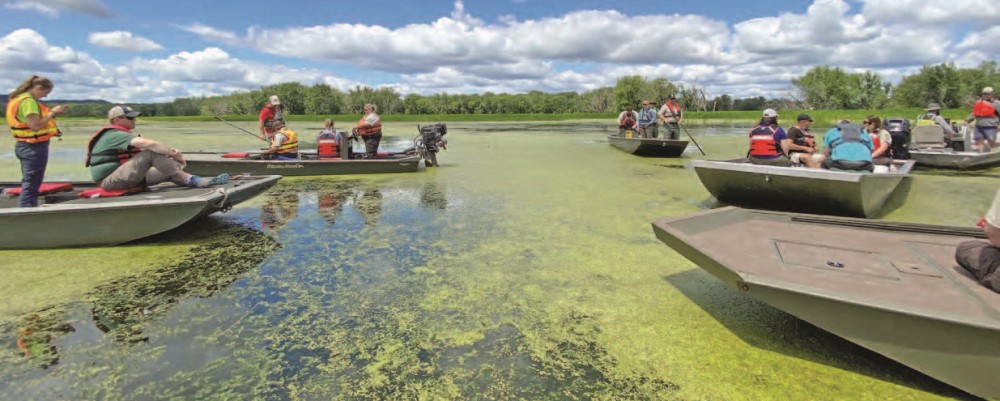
[612,75,643,111]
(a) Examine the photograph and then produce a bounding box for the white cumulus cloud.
[88,31,164,52]
[3,0,112,18]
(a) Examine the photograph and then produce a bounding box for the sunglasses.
[863,121,872,124]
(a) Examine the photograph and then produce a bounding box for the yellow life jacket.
[6,93,59,143]
[276,129,299,154]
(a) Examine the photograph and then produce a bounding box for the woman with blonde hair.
[6,75,68,207]
[351,103,382,158]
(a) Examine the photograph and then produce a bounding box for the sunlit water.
[0,120,991,400]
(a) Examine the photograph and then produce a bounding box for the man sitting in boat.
[966,86,1000,153]
[955,189,1000,293]
[747,108,791,166]
[261,121,299,160]
[317,119,350,160]
[917,103,956,144]
[87,105,229,190]
[820,120,874,172]
[786,114,823,168]
[617,106,638,137]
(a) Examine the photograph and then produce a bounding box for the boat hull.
[693,159,915,218]
[182,152,421,176]
[909,149,1000,170]
[0,175,280,249]
[607,136,688,157]
[651,207,1000,400]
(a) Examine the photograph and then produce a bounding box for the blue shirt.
[638,107,657,126]
[749,123,788,159]
[824,126,873,162]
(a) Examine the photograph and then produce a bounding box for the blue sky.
[1,0,997,103]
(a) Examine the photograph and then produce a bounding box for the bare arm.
[130,137,185,166]
[985,222,1000,247]
[24,105,67,131]
[779,139,791,155]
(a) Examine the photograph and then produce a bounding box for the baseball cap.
[107,105,140,119]
[269,95,281,105]
[762,108,778,118]
[984,87,995,95]
[925,102,942,111]
[797,113,813,122]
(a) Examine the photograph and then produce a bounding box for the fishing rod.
[213,116,270,143]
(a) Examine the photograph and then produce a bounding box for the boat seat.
[2,183,74,197]
[912,125,946,148]
[78,186,145,199]
[222,152,250,158]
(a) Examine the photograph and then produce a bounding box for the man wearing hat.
[86,105,229,190]
[917,102,956,142]
[258,94,285,141]
[658,95,683,140]
[955,188,1000,294]
[786,113,823,168]
[965,87,1000,152]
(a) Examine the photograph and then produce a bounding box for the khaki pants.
[637,124,658,139]
[100,150,187,190]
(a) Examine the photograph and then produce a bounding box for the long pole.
[678,122,706,156]
[213,116,269,143]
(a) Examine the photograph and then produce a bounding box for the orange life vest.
[355,115,382,136]
[317,129,341,159]
[85,124,141,167]
[662,101,682,119]
[973,99,998,118]
[748,125,783,157]
[870,132,882,150]
[6,93,60,143]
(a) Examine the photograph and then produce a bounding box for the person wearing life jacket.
[261,121,299,160]
[821,120,874,172]
[864,115,892,167]
[965,87,1000,152]
[636,100,659,138]
[617,106,638,136]
[317,118,350,160]
[6,75,67,207]
[917,103,956,142]
[351,103,382,158]
[87,105,229,190]
[658,94,683,140]
[785,113,823,169]
[258,95,285,141]
[955,187,1000,294]
[747,108,791,166]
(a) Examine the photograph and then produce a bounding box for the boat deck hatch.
[774,240,898,280]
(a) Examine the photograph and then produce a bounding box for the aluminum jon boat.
[607,136,689,157]
[181,151,422,176]
[651,207,1000,400]
[908,149,1000,170]
[0,175,280,249]
[692,159,916,218]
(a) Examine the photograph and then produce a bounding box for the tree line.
[5,60,998,118]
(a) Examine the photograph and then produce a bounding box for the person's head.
[107,105,140,128]
[625,105,634,112]
[10,75,54,99]
[324,118,334,128]
[984,86,995,99]
[642,100,652,109]
[864,115,882,131]
[796,113,813,128]
[668,94,676,101]
[273,120,286,131]
[761,108,778,125]
[364,103,378,114]
[925,102,942,114]
[268,95,281,107]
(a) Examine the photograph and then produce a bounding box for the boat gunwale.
[691,159,916,181]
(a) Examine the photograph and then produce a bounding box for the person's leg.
[651,124,658,139]
[15,141,50,207]
[365,132,382,157]
[955,241,1000,293]
[975,126,986,152]
[669,123,681,140]
[985,127,998,152]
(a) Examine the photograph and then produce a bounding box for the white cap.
[107,105,140,119]
[987,188,1000,228]
[762,108,778,118]
[984,87,995,95]
[269,95,281,105]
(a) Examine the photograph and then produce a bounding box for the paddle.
[662,101,706,155]
[213,116,270,143]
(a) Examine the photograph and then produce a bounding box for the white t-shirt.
[364,112,380,126]
[271,132,287,147]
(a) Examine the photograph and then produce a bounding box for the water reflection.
[260,192,300,231]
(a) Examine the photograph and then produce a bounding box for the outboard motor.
[415,123,448,167]
[884,117,910,160]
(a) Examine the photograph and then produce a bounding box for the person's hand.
[50,105,68,116]
[170,149,186,166]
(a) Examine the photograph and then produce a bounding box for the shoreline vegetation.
[58,108,971,126]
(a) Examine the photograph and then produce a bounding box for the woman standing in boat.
[6,75,67,207]
[351,103,382,158]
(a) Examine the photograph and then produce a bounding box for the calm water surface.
[0,120,990,400]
